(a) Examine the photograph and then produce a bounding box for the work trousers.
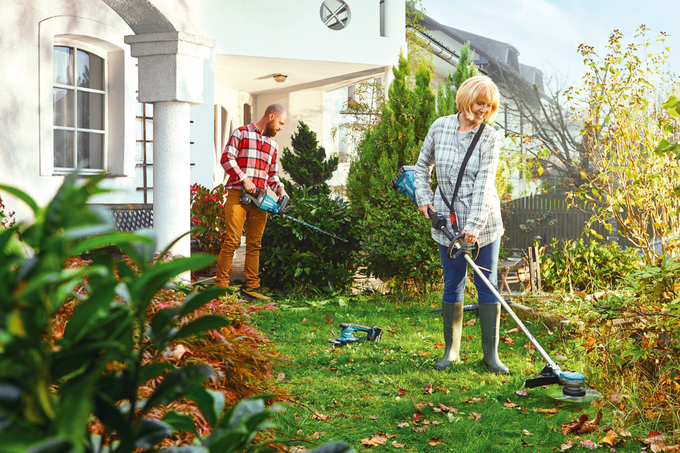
[438,238,500,304]
[215,189,268,289]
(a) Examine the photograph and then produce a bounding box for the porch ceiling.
[215,54,387,95]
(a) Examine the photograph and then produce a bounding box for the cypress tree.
[279,120,338,195]
[437,41,478,117]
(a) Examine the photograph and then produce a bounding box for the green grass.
[253,293,645,452]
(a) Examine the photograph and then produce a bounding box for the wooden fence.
[501,193,621,251]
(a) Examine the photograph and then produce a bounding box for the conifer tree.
[279,120,338,195]
[436,41,478,117]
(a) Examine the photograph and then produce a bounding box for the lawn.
[253,293,646,452]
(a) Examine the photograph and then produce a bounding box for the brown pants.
[215,189,268,289]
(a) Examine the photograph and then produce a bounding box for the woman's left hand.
[461,229,477,243]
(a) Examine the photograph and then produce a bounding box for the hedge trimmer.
[239,187,348,242]
[392,165,596,402]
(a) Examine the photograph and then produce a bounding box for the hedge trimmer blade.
[281,214,348,242]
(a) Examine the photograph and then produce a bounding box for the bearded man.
[215,103,288,300]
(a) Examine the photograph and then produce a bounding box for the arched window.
[52,44,106,170]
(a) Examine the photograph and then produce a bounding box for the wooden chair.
[498,246,541,294]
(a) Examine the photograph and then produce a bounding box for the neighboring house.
[0,0,406,257]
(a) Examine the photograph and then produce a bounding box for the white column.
[383,0,406,40]
[153,102,191,257]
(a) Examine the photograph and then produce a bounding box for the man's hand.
[276,185,288,199]
[242,177,257,194]
[461,229,477,243]
[418,204,435,219]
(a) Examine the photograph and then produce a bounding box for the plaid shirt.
[221,123,282,191]
[414,114,504,248]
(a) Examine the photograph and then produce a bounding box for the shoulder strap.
[439,121,486,214]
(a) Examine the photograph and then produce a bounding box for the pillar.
[124,32,214,261]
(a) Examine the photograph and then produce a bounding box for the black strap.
[438,122,486,230]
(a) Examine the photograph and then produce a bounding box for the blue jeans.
[438,238,500,304]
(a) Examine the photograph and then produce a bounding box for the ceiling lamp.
[273,73,288,83]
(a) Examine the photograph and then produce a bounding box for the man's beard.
[264,123,277,137]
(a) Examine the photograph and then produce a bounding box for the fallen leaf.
[579,439,597,450]
[302,317,307,323]
[465,318,477,326]
[386,434,398,438]
[437,402,458,413]
[170,344,188,360]
[617,428,632,437]
[397,422,409,428]
[608,392,623,403]
[312,412,329,421]
[555,354,568,361]
[369,415,378,420]
[325,315,333,324]
[500,336,516,345]
[462,397,485,404]
[560,440,573,451]
[434,342,445,348]
[537,408,558,414]
[331,349,341,353]
[436,387,450,394]
[521,436,533,447]
[423,383,433,394]
[523,429,532,435]
[276,372,285,381]
[392,441,406,448]
[516,389,530,397]
[506,327,520,334]
[289,447,306,452]
[361,433,387,446]
[468,412,482,422]
[429,439,444,446]
[504,399,519,408]
[398,388,408,395]
[311,432,321,439]
[600,429,620,446]
[418,352,430,356]
[349,358,354,363]
[411,426,430,433]
[411,411,424,422]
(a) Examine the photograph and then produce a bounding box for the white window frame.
[39,16,137,178]
[52,39,108,175]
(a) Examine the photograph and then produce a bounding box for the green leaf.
[162,411,199,436]
[179,288,228,317]
[139,363,175,384]
[25,438,72,453]
[151,308,178,339]
[94,393,134,452]
[186,388,225,428]
[61,282,118,343]
[70,231,155,256]
[143,365,214,413]
[134,418,173,449]
[172,316,230,341]
[0,185,40,215]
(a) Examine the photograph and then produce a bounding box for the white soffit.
[215,54,386,95]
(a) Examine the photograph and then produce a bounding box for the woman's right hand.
[418,204,435,219]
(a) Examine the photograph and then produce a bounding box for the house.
[0,0,406,257]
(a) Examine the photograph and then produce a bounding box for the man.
[215,103,288,301]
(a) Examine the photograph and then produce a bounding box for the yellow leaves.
[312,412,329,421]
[464,318,476,326]
[8,310,26,337]
[537,408,558,414]
[361,433,387,446]
[467,412,482,422]
[422,382,433,394]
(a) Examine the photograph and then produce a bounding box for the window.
[320,1,351,30]
[52,45,106,171]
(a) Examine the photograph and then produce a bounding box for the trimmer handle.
[447,232,479,261]
[277,195,290,214]
[426,207,454,240]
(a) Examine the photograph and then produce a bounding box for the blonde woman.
[414,76,507,373]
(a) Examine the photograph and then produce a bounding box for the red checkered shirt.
[220,123,283,191]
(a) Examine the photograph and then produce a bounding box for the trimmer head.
[525,365,590,401]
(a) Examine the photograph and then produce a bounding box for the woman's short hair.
[455,76,500,123]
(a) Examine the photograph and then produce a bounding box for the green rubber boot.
[434,302,464,370]
[478,303,509,374]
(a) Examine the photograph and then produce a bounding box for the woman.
[414,75,507,374]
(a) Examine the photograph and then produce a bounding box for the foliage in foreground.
[261,188,360,295]
[256,293,680,452]
[0,174,352,452]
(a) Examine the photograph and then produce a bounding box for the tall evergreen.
[436,41,478,117]
[279,120,338,195]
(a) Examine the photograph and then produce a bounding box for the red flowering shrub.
[191,183,227,254]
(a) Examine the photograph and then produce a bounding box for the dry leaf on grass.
[311,432,321,439]
[462,397,485,404]
[276,372,285,381]
[369,415,378,420]
[560,440,573,451]
[361,433,387,446]
[412,426,430,433]
[516,389,530,397]
[537,408,558,414]
[504,399,519,408]
[312,412,329,421]
[561,411,602,435]
[418,352,430,356]
[468,412,482,422]
[617,428,632,437]
[429,438,444,446]
[506,327,520,334]
[386,434,398,439]
[465,318,477,326]
[523,429,532,435]
[392,440,406,448]
[434,342,445,348]
[423,383,433,394]
[437,402,458,413]
[579,439,598,450]
[436,386,450,394]
[398,388,408,395]
[411,410,424,422]
[600,429,621,446]
[170,344,188,360]
[500,336,516,345]
[396,422,409,428]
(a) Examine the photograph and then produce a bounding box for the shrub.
[190,183,226,254]
[260,188,360,294]
[540,238,641,292]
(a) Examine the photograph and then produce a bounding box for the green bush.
[540,238,641,292]
[260,189,359,294]
[190,183,226,254]
[360,191,442,294]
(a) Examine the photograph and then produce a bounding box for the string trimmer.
[239,187,348,242]
[392,165,591,402]
[328,323,383,347]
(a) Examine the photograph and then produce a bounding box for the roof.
[441,26,519,64]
